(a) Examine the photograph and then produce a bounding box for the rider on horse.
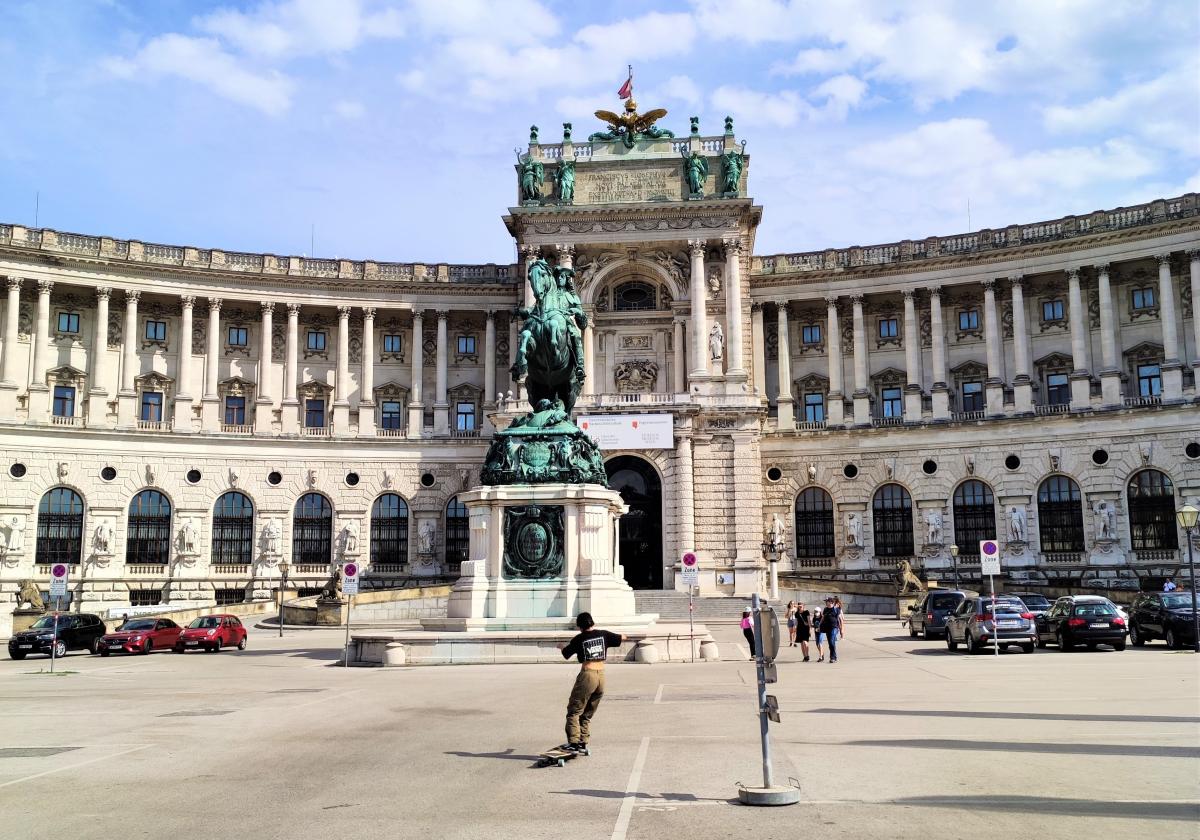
[512,258,588,411]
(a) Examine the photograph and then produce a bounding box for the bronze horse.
[510,258,587,415]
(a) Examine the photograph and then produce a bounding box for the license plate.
[186,641,199,647]
[1091,622,1109,628]
[108,642,122,648]
[18,644,32,649]
[998,621,1019,628]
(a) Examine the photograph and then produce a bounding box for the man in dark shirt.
[557,612,624,753]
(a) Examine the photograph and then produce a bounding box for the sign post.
[980,540,1001,657]
[49,564,69,674]
[680,552,698,662]
[341,562,359,667]
[737,593,799,805]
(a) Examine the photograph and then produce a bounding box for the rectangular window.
[1131,287,1156,310]
[224,396,246,425]
[1137,364,1162,397]
[306,330,326,351]
[961,381,984,412]
[129,589,162,607]
[382,334,402,354]
[227,326,248,346]
[958,309,979,330]
[305,398,326,428]
[140,391,163,422]
[57,312,80,333]
[52,385,75,418]
[144,320,167,341]
[457,335,476,355]
[804,392,824,422]
[1042,300,1064,321]
[380,400,403,430]
[455,402,476,431]
[881,386,902,417]
[878,318,898,338]
[1046,373,1070,405]
[801,324,821,345]
[215,588,245,606]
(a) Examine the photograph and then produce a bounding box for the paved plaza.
[1,616,1197,840]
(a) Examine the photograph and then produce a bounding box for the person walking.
[819,596,845,663]
[786,600,797,646]
[556,612,624,754]
[795,601,811,662]
[812,604,824,661]
[1163,577,1177,592]
[741,608,756,660]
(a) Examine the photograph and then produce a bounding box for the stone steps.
[634,591,753,623]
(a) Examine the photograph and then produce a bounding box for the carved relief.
[614,359,658,392]
[272,324,285,362]
[620,335,652,350]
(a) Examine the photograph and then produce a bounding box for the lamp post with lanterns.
[277,560,290,638]
[761,538,780,600]
[1175,504,1199,653]
[950,544,960,590]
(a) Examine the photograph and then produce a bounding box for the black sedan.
[1037,596,1125,651]
[8,613,107,659]
[1128,591,1197,649]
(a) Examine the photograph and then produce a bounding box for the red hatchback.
[174,615,247,653]
[100,618,183,656]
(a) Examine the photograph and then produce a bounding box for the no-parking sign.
[979,540,1001,576]
[342,562,360,596]
[680,551,698,585]
[49,563,69,600]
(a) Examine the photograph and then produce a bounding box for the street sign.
[759,604,781,663]
[680,551,698,585]
[49,563,69,600]
[341,561,360,596]
[979,540,1001,576]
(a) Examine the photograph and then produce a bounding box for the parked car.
[907,590,968,639]
[1128,591,1197,649]
[173,615,247,653]
[945,596,1036,653]
[1036,595,1126,651]
[99,618,183,656]
[1008,592,1052,620]
[7,613,106,660]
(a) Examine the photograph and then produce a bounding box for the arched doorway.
[606,456,663,589]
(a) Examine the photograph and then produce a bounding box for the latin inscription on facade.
[577,168,678,204]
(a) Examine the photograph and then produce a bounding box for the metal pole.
[1186,528,1199,654]
[278,570,287,638]
[991,574,998,656]
[751,593,773,789]
[688,587,695,663]
[343,593,353,667]
[50,596,61,674]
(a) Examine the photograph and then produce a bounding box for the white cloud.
[333,99,365,119]
[810,74,867,120]
[195,0,404,60]
[712,86,811,128]
[773,46,854,76]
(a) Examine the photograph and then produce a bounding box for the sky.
[0,0,1197,264]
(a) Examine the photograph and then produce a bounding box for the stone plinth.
[315,598,346,625]
[12,608,47,634]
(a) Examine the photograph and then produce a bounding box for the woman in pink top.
[741,609,755,660]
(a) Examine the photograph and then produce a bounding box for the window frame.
[304,398,326,429]
[144,320,167,342]
[140,391,164,422]
[227,326,249,347]
[224,395,246,426]
[872,484,914,558]
[801,324,822,345]
[57,311,81,334]
[793,487,835,559]
[52,385,76,418]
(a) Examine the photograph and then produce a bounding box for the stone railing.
[754,193,1198,276]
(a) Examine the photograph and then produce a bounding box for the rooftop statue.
[590,98,674,149]
[516,151,544,204]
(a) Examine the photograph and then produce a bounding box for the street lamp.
[277,559,291,638]
[950,544,960,590]
[761,539,780,601]
[1175,504,1199,654]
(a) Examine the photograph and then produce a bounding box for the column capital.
[260,301,275,315]
[484,308,496,320]
[435,309,449,321]
[95,286,112,301]
[774,300,791,315]
[285,302,302,317]
[36,279,54,295]
[337,305,353,319]
[362,306,377,320]
[849,293,864,306]
[1007,274,1024,287]
[926,284,942,298]
[520,243,540,261]
[687,239,707,257]
[1186,249,1200,261]
[412,309,424,322]
[981,279,996,293]
[555,243,575,257]
[1066,268,1082,283]
[125,289,141,304]
[722,235,745,254]
[1155,252,1173,266]
[824,293,839,307]
[180,294,195,309]
[207,296,223,312]
[1094,263,1111,275]
[750,301,763,312]
[902,288,917,302]
[5,277,21,292]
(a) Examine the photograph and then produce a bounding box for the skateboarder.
[557,612,624,754]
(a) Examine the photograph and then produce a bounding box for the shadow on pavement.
[808,707,1200,724]
[234,648,344,661]
[892,795,1200,822]
[905,647,1030,656]
[844,738,1200,759]
[553,789,735,803]
[445,749,540,762]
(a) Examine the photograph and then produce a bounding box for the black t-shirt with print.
[562,629,623,663]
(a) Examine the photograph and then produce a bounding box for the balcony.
[220,423,253,434]
[1043,552,1082,564]
[576,392,687,408]
[292,564,331,576]
[1124,395,1162,408]
[51,414,79,426]
[375,427,406,438]
[952,410,986,421]
[794,558,836,569]
[450,428,482,439]
[871,416,904,428]
[1034,403,1070,416]
[301,425,331,437]
[136,419,172,432]
[368,563,408,575]
[212,564,250,575]
[127,564,167,576]
[795,420,826,431]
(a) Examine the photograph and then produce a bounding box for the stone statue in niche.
[1093,500,1116,540]
[5,516,25,553]
[924,509,943,545]
[554,159,575,204]
[767,513,785,551]
[707,268,721,299]
[177,521,198,555]
[1007,506,1027,543]
[845,512,863,547]
[709,322,724,362]
[262,519,282,555]
[418,520,437,555]
[340,520,360,555]
[92,521,114,554]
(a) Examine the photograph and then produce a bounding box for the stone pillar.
[0,278,20,421]
[433,310,449,434]
[507,318,519,396]
[775,302,794,428]
[851,294,870,425]
[116,289,140,428]
[982,280,1005,416]
[358,307,377,438]
[556,243,575,270]
[688,240,708,380]
[407,310,424,437]
[675,434,696,588]
[333,305,351,435]
[201,297,221,431]
[1190,250,1200,372]
[255,302,274,435]
[281,303,300,434]
[902,289,922,422]
[87,286,112,426]
[483,310,497,404]
[1095,264,1121,407]
[1067,268,1091,411]
[27,280,53,423]
[750,303,765,398]
[672,319,686,395]
[1010,277,1033,414]
[521,245,538,308]
[583,321,596,396]
[723,236,746,380]
[825,295,845,426]
[172,295,195,432]
[929,286,950,421]
[1157,253,1184,401]
[655,328,668,393]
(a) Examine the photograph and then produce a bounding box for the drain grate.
[0,747,82,759]
[158,709,234,718]
[270,688,325,694]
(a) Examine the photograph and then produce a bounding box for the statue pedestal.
[12,608,47,634]
[316,598,347,626]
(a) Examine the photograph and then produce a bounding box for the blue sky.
[1,0,1196,263]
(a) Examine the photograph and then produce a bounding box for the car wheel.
[237,636,247,651]
[212,639,222,653]
[10,651,26,660]
[100,649,110,657]
[1129,623,1145,646]
[1085,643,1096,651]
[1113,641,1126,652]
[173,646,184,654]
[142,639,153,655]
[1057,631,1073,651]
[1021,643,1035,653]
[923,626,934,641]
[968,632,982,654]
[945,631,958,651]
[53,640,67,659]
[90,637,101,655]
[908,623,918,638]
[1036,637,1047,649]
[1165,628,1179,649]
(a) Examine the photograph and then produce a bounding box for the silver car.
[945,596,1037,654]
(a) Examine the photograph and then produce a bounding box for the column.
[507,317,519,397]
[521,245,538,307]
[433,310,449,434]
[357,307,377,438]
[281,303,300,434]
[850,294,870,425]
[902,289,922,422]
[655,328,668,394]
[688,240,709,380]
[982,280,1005,416]
[929,287,950,421]
[749,303,765,398]
[723,236,746,380]
[672,318,686,395]
[1095,264,1121,407]
[774,302,794,428]
[1010,276,1034,414]
[87,287,112,426]
[583,320,596,396]
[825,295,845,426]
[1067,268,1091,411]
[255,302,275,435]
[27,280,53,423]
[675,435,697,587]
[0,278,20,420]
[1157,253,1184,401]
[407,310,424,437]
[333,305,351,435]
[201,297,221,430]
[1189,250,1200,372]
[173,295,195,432]
[483,310,497,404]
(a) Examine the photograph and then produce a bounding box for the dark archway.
[606,455,663,590]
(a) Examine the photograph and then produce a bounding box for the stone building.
[1,114,1198,634]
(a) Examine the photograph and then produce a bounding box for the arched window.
[371,494,409,567]
[1128,470,1177,551]
[952,480,996,556]
[293,493,333,566]
[793,487,835,560]
[872,484,914,557]
[212,492,254,566]
[613,280,657,311]
[1037,476,1085,553]
[445,496,469,572]
[36,487,84,565]
[127,490,172,565]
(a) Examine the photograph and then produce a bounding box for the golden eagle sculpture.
[590,98,674,149]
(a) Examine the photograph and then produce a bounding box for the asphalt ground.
[1,616,1197,840]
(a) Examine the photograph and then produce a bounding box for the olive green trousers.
[565,668,605,744]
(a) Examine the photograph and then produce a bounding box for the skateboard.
[535,745,589,768]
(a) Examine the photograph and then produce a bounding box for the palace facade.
[1,117,1198,634]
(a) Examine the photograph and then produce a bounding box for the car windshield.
[1161,594,1193,609]
[119,619,157,631]
[984,600,1023,613]
[1074,603,1117,617]
[189,617,221,629]
[930,596,961,609]
[29,615,63,630]
[1017,595,1050,607]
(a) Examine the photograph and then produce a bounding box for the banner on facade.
[577,414,673,450]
